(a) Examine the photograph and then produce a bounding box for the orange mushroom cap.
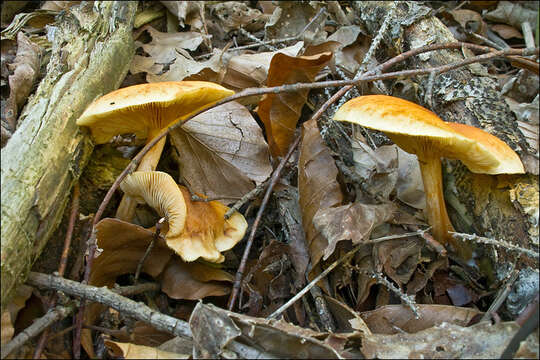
[77,81,235,144]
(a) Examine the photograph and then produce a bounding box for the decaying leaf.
[257,51,332,157]
[189,302,342,358]
[210,2,268,33]
[490,24,524,40]
[298,119,343,276]
[264,1,327,45]
[136,26,207,63]
[1,284,33,345]
[161,260,233,300]
[222,41,303,92]
[352,143,399,200]
[313,202,396,260]
[3,31,41,131]
[104,340,189,359]
[160,1,203,29]
[170,101,271,201]
[361,320,526,359]
[131,48,224,83]
[484,1,538,30]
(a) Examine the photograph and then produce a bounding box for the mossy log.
[0,1,137,311]
[353,2,538,268]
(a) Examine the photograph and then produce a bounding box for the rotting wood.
[353,1,538,270]
[0,1,137,311]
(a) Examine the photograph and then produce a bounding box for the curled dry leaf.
[104,340,189,359]
[169,101,272,200]
[298,119,343,276]
[257,51,332,157]
[189,302,341,358]
[313,202,396,261]
[222,41,303,92]
[131,48,224,83]
[160,257,233,300]
[4,32,41,131]
[136,26,207,63]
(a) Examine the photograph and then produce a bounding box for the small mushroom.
[120,171,247,263]
[333,95,525,257]
[77,81,234,221]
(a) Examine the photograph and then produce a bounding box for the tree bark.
[1,1,137,311]
[353,1,538,269]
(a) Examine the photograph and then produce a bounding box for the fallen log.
[0,1,137,311]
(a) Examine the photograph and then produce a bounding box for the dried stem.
[371,272,419,318]
[224,178,270,219]
[450,231,539,259]
[481,268,519,323]
[267,230,426,320]
[134,218,164,283]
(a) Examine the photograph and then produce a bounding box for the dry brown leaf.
[160,260,233,300]
[264,1,327,45]
[359,304,481,335]
[485,1,538,30]
[1,284,33,345]
[222,42,303,92]
[313,202,396,261]
[130,48,224,83]
[448,9,487,37]
[160,1,203,28]
[209,2,268,32]
[105,340,189,359]
[298,119,343,275]
[490,23,524,39]
[258,52,332,157]
[41,1,81,11]
[170,101,271,201]
[361,320,521,359]
[136,26,207,63]
[3,32,40,131]
[189,302,341,358]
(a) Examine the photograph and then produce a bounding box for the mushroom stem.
[115,134,167,221]
[419,155,472,259]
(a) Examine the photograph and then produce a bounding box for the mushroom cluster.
[77,81,247,263]
[333,95,524,258]
[77,81,235,221]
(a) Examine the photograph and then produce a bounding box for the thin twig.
[371,272,419,318]
[113,282,160,297]
[224,178,270,219]
[450,231,539,259]
[408,224,447,256]
[33,183,79,359]
[481,268,519,323]
[1,305,75,359]
[227,134,301,311]
[267,230,427,319]
[500,298,540,359]
[134,218,164,283]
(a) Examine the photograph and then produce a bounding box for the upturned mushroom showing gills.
[77,81,234,221]
[120,171,247,263]
[333,95,525,258]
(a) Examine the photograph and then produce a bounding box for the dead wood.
[0,1,137,311]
